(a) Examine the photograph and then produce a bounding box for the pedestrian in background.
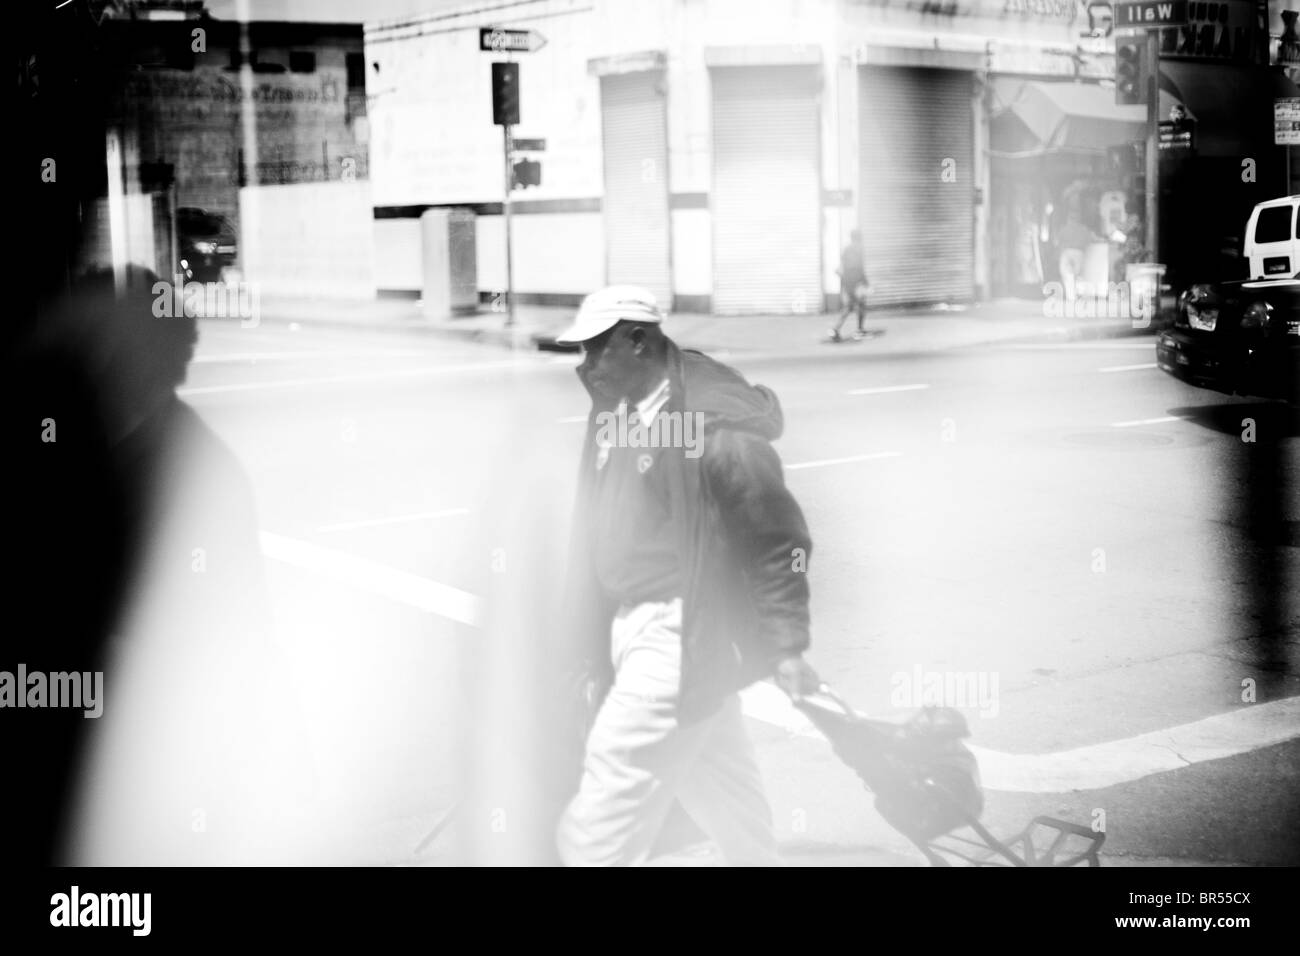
[1057,211,1094,300]
[831,229,872,341]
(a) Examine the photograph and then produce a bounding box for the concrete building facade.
[366,0,1274,312]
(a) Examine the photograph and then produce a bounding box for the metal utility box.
[421,207,478,319]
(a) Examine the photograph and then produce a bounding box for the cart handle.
[795,682,858,719]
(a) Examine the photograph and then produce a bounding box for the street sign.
[479,27,548,53]
[1157,120,1194,151]
[1275,99,1300,146]
[511,138,546,151]
[1112,0,1187,28]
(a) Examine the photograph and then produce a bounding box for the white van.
[1243,196,1300,279]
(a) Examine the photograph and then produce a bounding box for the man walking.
[554,285,821,866]
[831,229,872,341]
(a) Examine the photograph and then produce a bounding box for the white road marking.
[178,359,553,396]
[262,541,1300,792]
[1099,363,1158,373]
[197,325,352,349]
[787,451,903,470]
[317,507,470,534]
[1111,415,1186,428]
[259,532,480,627]
[847,384,930,396]
[1003,342,1157,351]
[737,682,1300,794]
[969,698,1300,792]
[192,348,427,364]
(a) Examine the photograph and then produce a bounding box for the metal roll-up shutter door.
[712,66,821,315]
[601,71,672,308]
[858,66,974,306]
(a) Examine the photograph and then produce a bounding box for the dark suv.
[176,207,237,282]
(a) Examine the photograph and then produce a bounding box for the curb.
[216,307,1162,356]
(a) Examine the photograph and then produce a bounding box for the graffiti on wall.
[120,69,345,125]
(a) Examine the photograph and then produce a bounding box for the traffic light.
[512,158,541,189]
[492,61,519,126]
[1114,38,1147,105]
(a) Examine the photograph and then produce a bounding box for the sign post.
[503,124,515,328]
[1145,26,1159,267]
[483,29,546,329]
[1113,1,1188,273]
[1275,98,1300,194]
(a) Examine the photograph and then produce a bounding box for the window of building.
[289,50,317,73]
[251,48,288,73]
[346,52,365,91]
[136,35,194,71]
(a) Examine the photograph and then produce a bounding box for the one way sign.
[479,27,548,53]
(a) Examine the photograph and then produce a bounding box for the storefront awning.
[990,79,1180,158]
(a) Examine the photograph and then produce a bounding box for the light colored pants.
[556,598,781,866]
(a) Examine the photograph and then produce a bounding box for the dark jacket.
[839,241,867,288]
[565,339,813,724]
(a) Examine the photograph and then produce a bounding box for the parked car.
[1156,197,1300,405]
[176,207,237,283]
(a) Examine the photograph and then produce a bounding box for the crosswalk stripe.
[258,536,1300,794]
[736,682,1300,794]
[260,532,480,626]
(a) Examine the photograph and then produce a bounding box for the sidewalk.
[250,293,1156,357]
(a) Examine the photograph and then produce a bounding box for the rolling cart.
[795,686,1105,867]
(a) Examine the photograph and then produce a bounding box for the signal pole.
[1115,3,1189,265]
[503,121,515,329]
[1144,27,1159,264]
[483,28,545,328]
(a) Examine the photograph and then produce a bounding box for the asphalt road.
[176,317,1300,867]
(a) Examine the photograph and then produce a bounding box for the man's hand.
[774,654,822,701]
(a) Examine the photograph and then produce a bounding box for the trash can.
[1125,262,1166,329]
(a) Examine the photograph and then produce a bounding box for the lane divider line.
[1098,363,1157,373]
[1003,342,1158,351]
[259,531,480,627]
[179,359,555,397]
[787,451,903,471]
[1111,415,1186,428]
[847,384,931,396]
[316,508,471,534]
[192,348,428,364]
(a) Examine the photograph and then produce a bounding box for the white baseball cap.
[554,285,664,343]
